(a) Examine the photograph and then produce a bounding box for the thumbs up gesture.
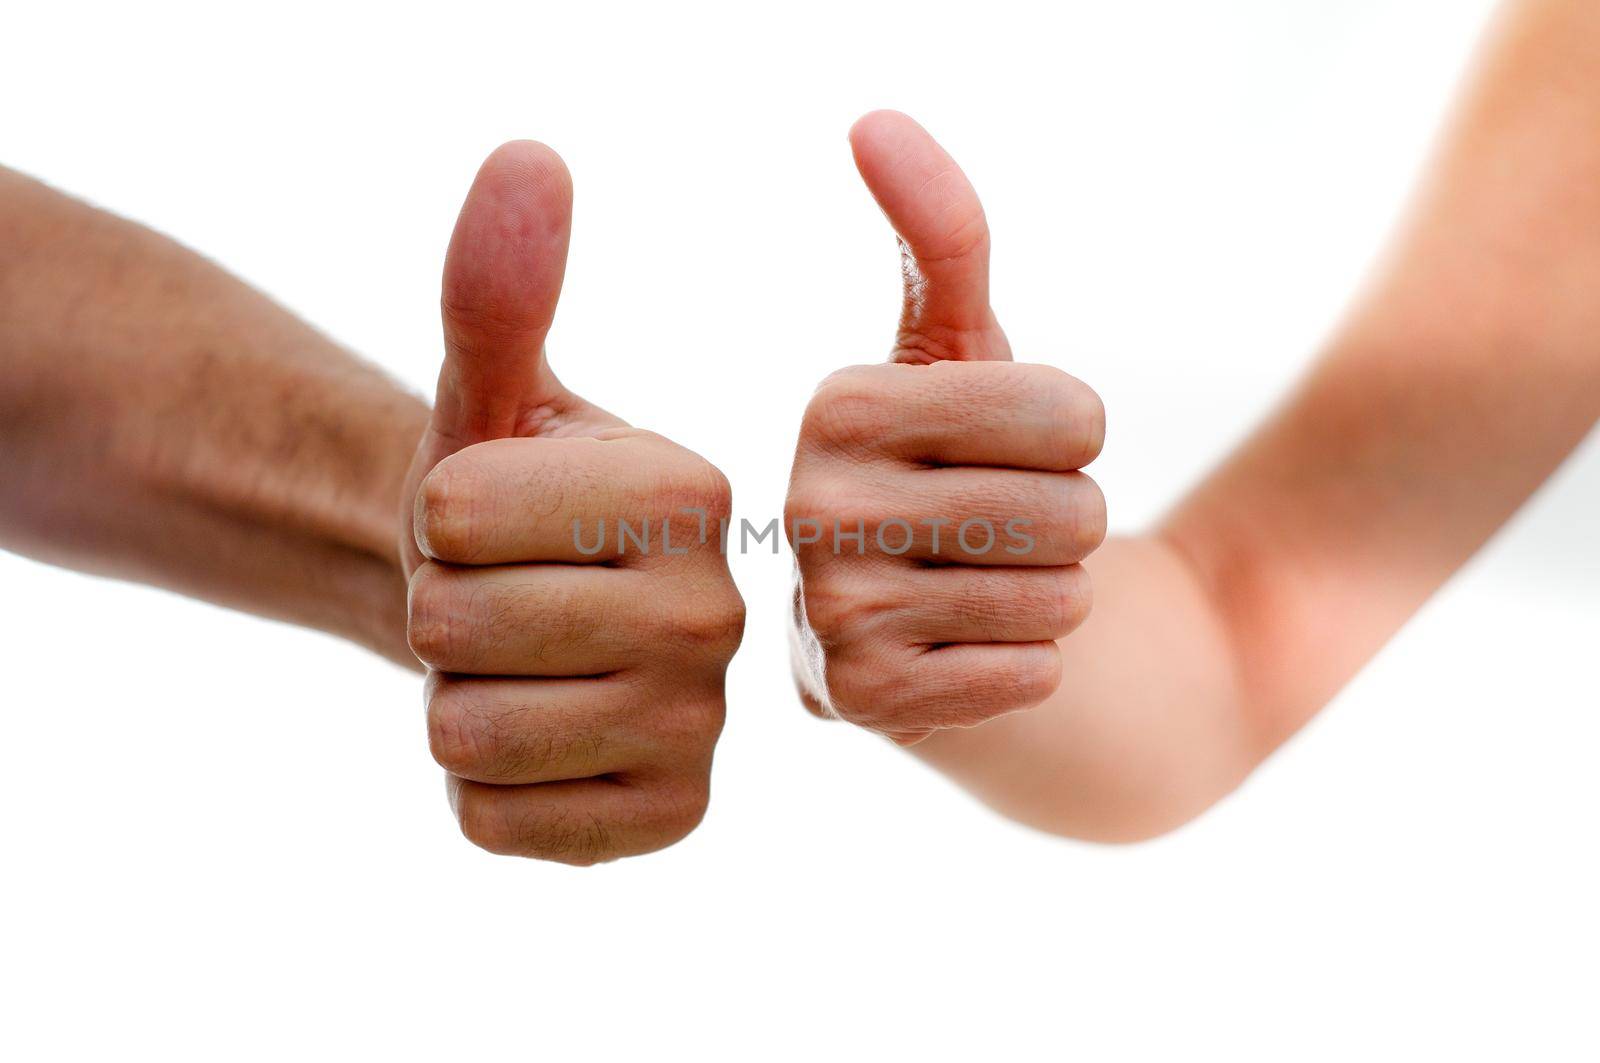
[785,112,1107,744]
[399,143,745,862]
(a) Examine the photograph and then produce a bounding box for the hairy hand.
[400,143,745,863]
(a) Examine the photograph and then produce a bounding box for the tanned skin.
[0,144,744,864]
[0,164,425,665]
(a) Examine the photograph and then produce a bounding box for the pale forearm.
[912,535,1252,842]
[913,0,1600,839]
[1170,0,1600,725]
[0,168,428,666]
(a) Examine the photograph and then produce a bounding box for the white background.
[3,0,1597,1058]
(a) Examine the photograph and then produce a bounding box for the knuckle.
[407,564,466,668]
[1078,389,1108,465]
[429,684,582,782]
[1035,566,1093,637]
[502,730,591,781]
[967,645,1064,718]
[426,679,487,776]
[1040,367,1106,468]
[455,790,518,857]
[695,695,730,744]
[1066,473,1108,559]
[1063,567,1095,632]
[643,776,714,848]
[671,584,747,657]
[456,793,620,865]
[666,779,713,840]
[1015,646,1066,706]
[780,485,809,531]
[415,450,502,563]
[785,478,879,561]
[823,648,902,725]
[660,452,734,518]
[823,669,871,723]
[931,650,1061,729]
[699,464,736,518]
[782,479,833,542]
[653,690,729,751]
[537,811,618,867]
[1040,473,1106,564]
[801,366,889,450]
[717,588,749,653]
[801,581,875,647]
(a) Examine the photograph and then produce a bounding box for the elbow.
[977,749,1265,846]
[1062,804,1221,846]
[1010,800,1227,847]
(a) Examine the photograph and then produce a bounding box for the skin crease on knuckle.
[937,649,1064,729]
[539,815,619,867]
[940,568,1086,637]
[1034,364,1106,471]
[645,443,738,575]
[816,606,975,730]
[822,653,899,731]
[785,471,925,565]
[1062,472,1109,563]
[638,448,729,521]
[682,460,735,522]
[685,584,748,659]
[797,566,903,651]
[518,807,617,866]
[801,367,894,456]
[427,666,728,778]
[415,450,497,564]
[1043,565,1094,636]
[995,565,1092,641]
[843,361,1103,472]
[425,678,495,778]
[642,496,744,657]
[898,640,1061,729]
[825,649,1016,734]
[407,566,528,673]
[450,783,520,858]
[815,573,1077,732]
[451,772,711,865]
[427,683,601,783]
[636,433,733,514]
[406,562,466,670]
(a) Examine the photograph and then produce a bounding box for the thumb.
[849,111,1011,363]
[431,140,574,444]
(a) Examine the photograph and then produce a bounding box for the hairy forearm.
[914,0,1600,840]
[0,168,428,666]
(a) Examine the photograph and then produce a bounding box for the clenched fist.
[785,112,1106,744]
[400,143,745,863]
